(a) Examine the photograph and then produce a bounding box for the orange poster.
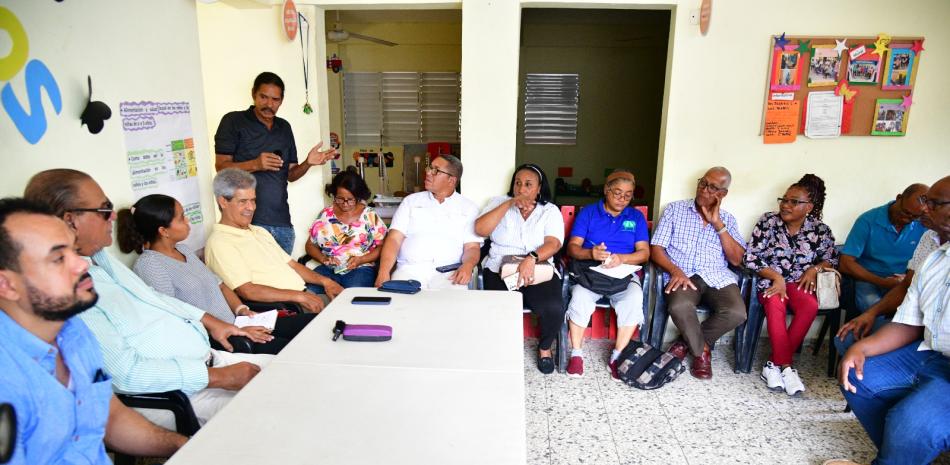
[763,100,800,144]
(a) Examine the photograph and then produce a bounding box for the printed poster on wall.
[120,101,204,250]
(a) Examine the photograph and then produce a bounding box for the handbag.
[568,259,635,295]
[816,267,842,310]
[616,340,686,390]
[499,255,554,286]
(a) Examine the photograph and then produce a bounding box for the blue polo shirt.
[841,201,925,277]
[214,106,299,227]
[569,200,649,254]
[0,311,113,465]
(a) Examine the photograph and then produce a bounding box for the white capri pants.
[567,277,644,329]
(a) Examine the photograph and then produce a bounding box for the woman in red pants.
[744,174,838,396]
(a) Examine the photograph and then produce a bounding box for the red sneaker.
[609,360,621,382]
[567,356,584,377]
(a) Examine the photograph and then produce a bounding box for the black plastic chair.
[556,262,656,373]
[112,390,201,465]
[647,266,750,355]
[732,274,855,377]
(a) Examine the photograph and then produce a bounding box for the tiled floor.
[523,338,881,465]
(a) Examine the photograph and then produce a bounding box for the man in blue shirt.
[0,198,186,464]
[214,72,337,254]
[841,183,928,312]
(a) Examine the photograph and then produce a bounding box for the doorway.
[516,8,671,218]
[324,9,462,205]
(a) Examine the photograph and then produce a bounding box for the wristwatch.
[527,251,540,260]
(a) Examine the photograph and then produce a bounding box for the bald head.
[706,166,732,189]
[902,183,929,199]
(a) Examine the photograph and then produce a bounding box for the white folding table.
[166,288,527,465]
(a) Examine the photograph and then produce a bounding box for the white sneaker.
[781,366,806,396]
[760,362,784,391]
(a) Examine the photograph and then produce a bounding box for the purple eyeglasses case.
[342,324,393,342]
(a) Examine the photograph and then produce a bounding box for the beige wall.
[0,1,214,266]
[196,2,332,257]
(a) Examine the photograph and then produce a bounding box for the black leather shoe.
[537,357,555,374]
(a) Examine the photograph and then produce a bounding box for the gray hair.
[213,168,257,200]
[706,166,732,189]
[441,155,463,179]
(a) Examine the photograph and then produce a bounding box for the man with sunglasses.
[375,155,481,289]
[840,183,929,314]
[24,169,275,429]
[651,167,747,379]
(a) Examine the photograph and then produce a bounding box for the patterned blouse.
[308,205,388,269]
[744,212,839,291]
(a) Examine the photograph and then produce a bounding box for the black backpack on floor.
[616,340,686,390]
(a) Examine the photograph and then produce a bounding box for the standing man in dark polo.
[215,71,337,254]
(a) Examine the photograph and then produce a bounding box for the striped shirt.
[134,245,235,324]
[79,250,211,395]
[480,196,564,273]
[651,199,746,289]
[893,242,950,357]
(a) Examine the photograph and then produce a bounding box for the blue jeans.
[841,341,950,465]
[305,265,377,294]
[834,315,891,354]
[256,224,295,255]
[854,279,888,313]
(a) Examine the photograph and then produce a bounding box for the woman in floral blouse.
[306,171,387,290]
[744,174,838,396]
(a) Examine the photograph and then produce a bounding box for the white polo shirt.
[893,242,950,357]
[390,191,481,268]
[480,196,564,274]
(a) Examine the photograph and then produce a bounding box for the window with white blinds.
[523,73,579,145]
[342,72,460,147]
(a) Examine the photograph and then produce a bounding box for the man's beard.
[26,273,99,322]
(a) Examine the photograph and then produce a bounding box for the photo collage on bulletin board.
[761,33,924,143]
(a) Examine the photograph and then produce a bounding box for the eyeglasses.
[425,166,456,178]
[777,197,812,207]
[697,178,727,194]
[333,197,357,206]
[923,197,950,210]
[69,200,114,220]
[608,189,634,201]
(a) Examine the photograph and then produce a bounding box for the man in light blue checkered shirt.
[833,176,950,465]
[650,167,747,380]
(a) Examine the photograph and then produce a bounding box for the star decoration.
[901,93,913,109]
[774,32,789,50]
[871,33,891,58]
[911,39,925,54]
[833,38,848,56]
[797,39,811,54]
[835,81,858,103]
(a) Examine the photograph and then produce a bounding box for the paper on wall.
[804,91,843,139]
[120,101,204,250]
[763,100,800,144]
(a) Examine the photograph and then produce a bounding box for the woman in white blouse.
[475,164,565,374]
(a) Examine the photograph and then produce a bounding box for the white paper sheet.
[804,91,843,139]
[234,310,278,331]
[589,263,641,279]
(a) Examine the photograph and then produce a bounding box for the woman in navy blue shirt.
[564,170,651,380]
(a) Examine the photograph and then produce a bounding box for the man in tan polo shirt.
[205,169,342,313]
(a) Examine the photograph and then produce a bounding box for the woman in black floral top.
[744,174,838,396]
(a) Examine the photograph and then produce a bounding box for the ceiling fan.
[327,11,398,47]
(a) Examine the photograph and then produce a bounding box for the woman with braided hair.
[744,174,839,395]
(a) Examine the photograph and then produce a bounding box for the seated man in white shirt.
[374,155,481,289]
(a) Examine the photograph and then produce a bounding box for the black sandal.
[537,356,555,374]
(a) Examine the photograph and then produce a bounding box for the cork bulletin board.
[759,34,924,142]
